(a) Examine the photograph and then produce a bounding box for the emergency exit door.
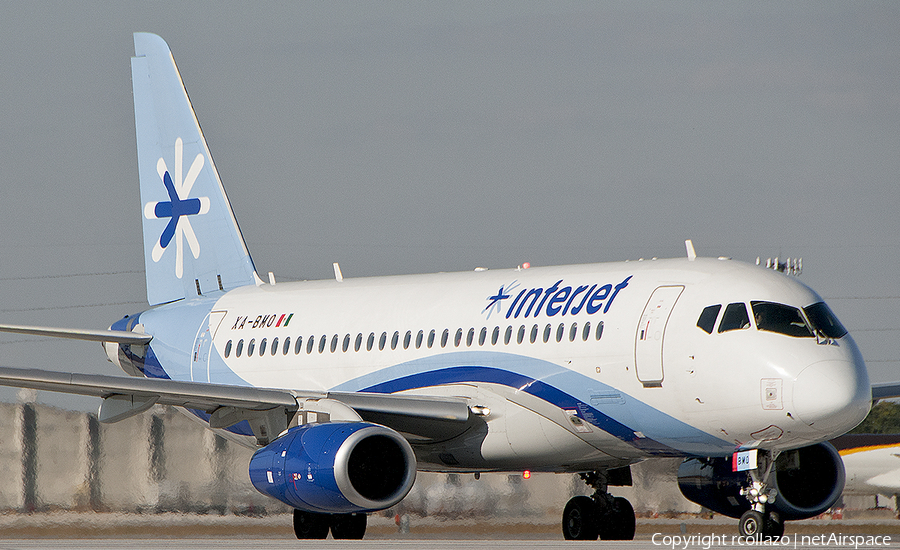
[635,286,684,387]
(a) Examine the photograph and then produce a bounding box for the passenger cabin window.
[718,303,750,333]
[751,301,813,338]
[697,305,722,334]
[804,302,848,339]
[224,340,232,358]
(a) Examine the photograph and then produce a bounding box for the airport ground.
[0,511,899,541]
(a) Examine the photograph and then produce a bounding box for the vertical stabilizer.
[132,33,257,305]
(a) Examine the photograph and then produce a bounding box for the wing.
[0,323,152,344]
[0,365,471,445]
[872,383,900,400]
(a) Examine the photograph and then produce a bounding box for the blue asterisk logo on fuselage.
[483,281,519,320]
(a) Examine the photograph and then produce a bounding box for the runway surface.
[0,514,897,549]
[0,537,895,550]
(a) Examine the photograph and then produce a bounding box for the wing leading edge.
[0,323,152,345]
[0,366,471,444]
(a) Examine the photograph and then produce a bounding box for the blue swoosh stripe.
[361,365,683,456]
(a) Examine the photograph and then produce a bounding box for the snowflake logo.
[143,137,211,279]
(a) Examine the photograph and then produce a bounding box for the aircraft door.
[635,286,684,387]
[191,310,227,383]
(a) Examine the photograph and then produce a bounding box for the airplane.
[831,434,900,508]
[0,32,877,540]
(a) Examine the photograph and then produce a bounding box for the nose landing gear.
[562,470,636,540]
[738,451,784,539]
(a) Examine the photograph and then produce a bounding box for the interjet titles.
[485,275,632,320]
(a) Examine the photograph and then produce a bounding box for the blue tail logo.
[143,138,211,279]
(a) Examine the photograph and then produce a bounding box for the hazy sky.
[0,2,898,410]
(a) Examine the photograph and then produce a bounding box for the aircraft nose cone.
[793,359,870,434]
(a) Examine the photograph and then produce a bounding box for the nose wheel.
[739,509,784,539]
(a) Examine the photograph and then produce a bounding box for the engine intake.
[249,422,416,513]
[677,442,844,520]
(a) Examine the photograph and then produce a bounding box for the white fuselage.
[133,257,871,472]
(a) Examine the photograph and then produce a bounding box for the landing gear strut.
[293,509,367,540]
[562,470,636,540]
[738,451,783,539]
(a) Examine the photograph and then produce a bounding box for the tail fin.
[131,33,258,305]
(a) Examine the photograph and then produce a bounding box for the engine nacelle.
[249,422,416,513]
[678,442,845,521]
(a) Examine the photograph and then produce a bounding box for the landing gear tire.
[562,496,598,540]
[330,513,367,539]
[765,512,784,539]
[293,509,330,539]
[739,510,764,537]
[739,509,784,539]
[599,496,636,540]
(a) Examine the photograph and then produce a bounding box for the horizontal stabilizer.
[0,324,152,345]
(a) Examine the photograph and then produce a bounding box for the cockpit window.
[751,301,813,338]
[697,305,721,334]
[804,302,848,339]
[718,302,751,333]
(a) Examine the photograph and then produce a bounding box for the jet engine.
[249,422,416,513]
[677,442,844,520]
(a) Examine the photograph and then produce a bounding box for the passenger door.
[635,286,684,387]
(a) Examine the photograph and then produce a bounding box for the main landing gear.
[562,470,636,540]
[738,451,783,540]
[292,509,367,540]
